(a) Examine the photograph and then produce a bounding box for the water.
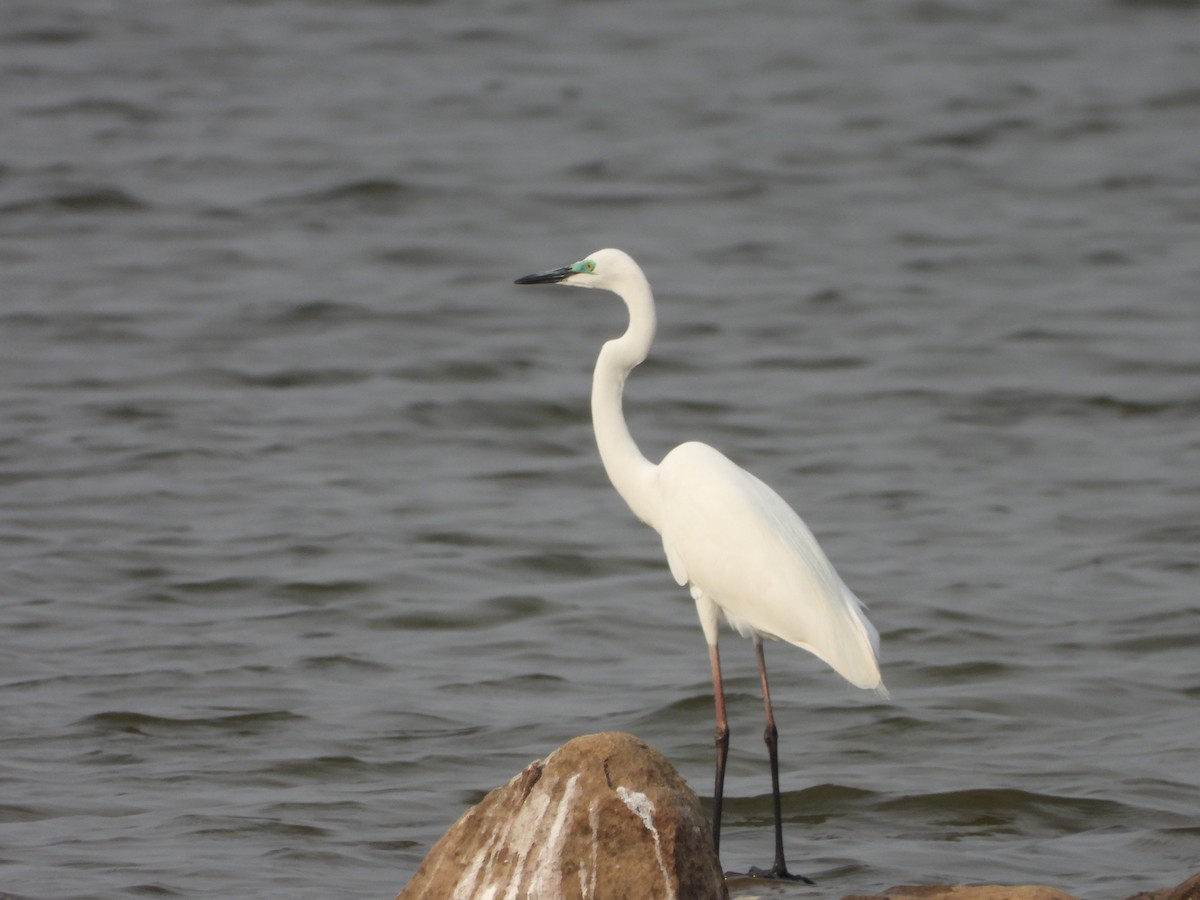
[1,1,1198,897]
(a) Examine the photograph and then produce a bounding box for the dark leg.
[707,642,730,857]
[747,637,814,884]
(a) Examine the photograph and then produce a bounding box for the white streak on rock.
[616,785,675,900]
[497,791,549,900]
[524,773,580,899]
[582,801,600,900]
[451,774,550,900]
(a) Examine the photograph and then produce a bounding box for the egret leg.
[707,641,730,857]
[747,637,814,884]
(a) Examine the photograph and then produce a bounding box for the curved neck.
[591,273,662,531]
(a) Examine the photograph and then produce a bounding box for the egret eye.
[571,259,597,275]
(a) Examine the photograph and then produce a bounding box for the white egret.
[515,248,887,882]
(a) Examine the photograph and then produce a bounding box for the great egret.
[515,248,886,882]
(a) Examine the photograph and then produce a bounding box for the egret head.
[514,248,641,292]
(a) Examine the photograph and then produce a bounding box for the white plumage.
[658,440,885,694]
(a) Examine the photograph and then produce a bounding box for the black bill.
[514,265,573,285]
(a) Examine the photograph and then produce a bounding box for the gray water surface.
[2,1,1198,898]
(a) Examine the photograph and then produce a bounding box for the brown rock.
[1124,871,1200,900]
[397,731,728,900]
[843,886,1081,900]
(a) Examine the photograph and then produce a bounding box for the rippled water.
[2,1,1198,897]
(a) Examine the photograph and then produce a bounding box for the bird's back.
[656,441,885,694]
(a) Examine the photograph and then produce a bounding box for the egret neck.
[591,270,661,532]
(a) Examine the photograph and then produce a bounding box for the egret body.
[515,248,886,881]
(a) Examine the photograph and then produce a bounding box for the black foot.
[744,864,815,884]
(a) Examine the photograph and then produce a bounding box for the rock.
[839,871,1200,900]
[1124,871,1200,900]
[396,731,728,900]
[842,887,1082,900]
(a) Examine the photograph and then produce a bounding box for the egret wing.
[657,441,883,692]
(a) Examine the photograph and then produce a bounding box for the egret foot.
[744,864,815,884]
